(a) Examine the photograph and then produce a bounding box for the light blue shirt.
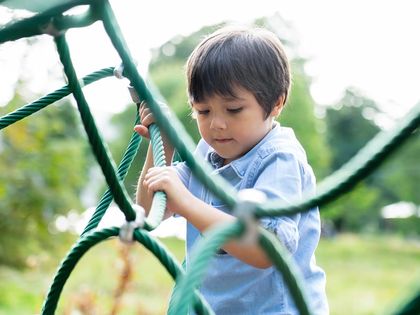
[173,123,329,314]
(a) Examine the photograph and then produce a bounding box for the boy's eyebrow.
[220,95,243,101]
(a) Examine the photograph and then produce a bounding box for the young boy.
[135,26,329,314]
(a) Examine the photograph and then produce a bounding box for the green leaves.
[0,95,90,267]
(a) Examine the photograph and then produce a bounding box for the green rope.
[98,0,239,210]
[81,107,170,234]
[167,258,187,313]
[168,222,312,315]
[97,3,420,311]
[97,1,175,231]
[0,0,99,44]
[0,1,418,314]
[81,112,142,235]
[41,227,215,315]
[142,123,167,230]
[54,33,136,222]
[0,64,146,235]
[392,290,420,315]
[168,222,241,315]
[0,67,114,130]
[99,0,420,222]
[258,103,420,218]
[258,228,311,315]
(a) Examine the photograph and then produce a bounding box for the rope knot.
[119,205,145,244]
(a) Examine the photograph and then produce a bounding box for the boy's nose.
[210,115,227,130]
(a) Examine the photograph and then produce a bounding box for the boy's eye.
[227,107,243,114]
[197,109,210,115]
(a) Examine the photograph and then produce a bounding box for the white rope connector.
[113,63,125,79]
[113,61,139,80]
[119,204,146,244]
[127,85,141,104]
[233,189,267,245]
[113,63,142,104]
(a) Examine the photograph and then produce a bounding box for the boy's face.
[192,87,281,165]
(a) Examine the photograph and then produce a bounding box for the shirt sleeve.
[172,161,191,188]
[252,152,304,254]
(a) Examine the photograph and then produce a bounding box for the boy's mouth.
[214,138,233,143]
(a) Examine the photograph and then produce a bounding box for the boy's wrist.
[173,193,196,218]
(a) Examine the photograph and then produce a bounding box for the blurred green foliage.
[281,58,331,177]
[322,88,420,231]
[0,91,91,267]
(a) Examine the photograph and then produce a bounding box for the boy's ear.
[270,95,285,118]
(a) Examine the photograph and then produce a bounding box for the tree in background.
[374,124,420,205]
[280,57,330,177]
[322,88,419,232]
[325,88,381,171]
[0,91,91,267]
[322,88,383,231]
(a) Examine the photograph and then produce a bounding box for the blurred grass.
[0,233,419,315]
[317,234,420,315]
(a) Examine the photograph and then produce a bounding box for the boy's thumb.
[134,125,149,138]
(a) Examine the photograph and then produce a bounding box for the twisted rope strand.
[81,113,142,235]
[258,102,420,218]
[98,0,238,211]
[41,228,120,315]
[169,222,312,315]
[133,229,215,315]
[168,222,242,315]
[41,227,214,315]
[143,123,167,230]
[54,34,136,222]
[259,228,312,315]
[0,67,114,130]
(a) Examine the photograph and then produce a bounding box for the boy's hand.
[143,166,191,215]
[134,102,154,139]
[134,101,172,140]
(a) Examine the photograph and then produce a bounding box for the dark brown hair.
[186,26,291,118]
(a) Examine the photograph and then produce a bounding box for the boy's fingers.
[140,107,155,127]
[144,166,160,178]
[139,106,147,121]
[144,167,169,181]
[142,112,154,125]
[134,125,150,138]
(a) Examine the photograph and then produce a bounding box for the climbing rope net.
[0,1,419,314]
